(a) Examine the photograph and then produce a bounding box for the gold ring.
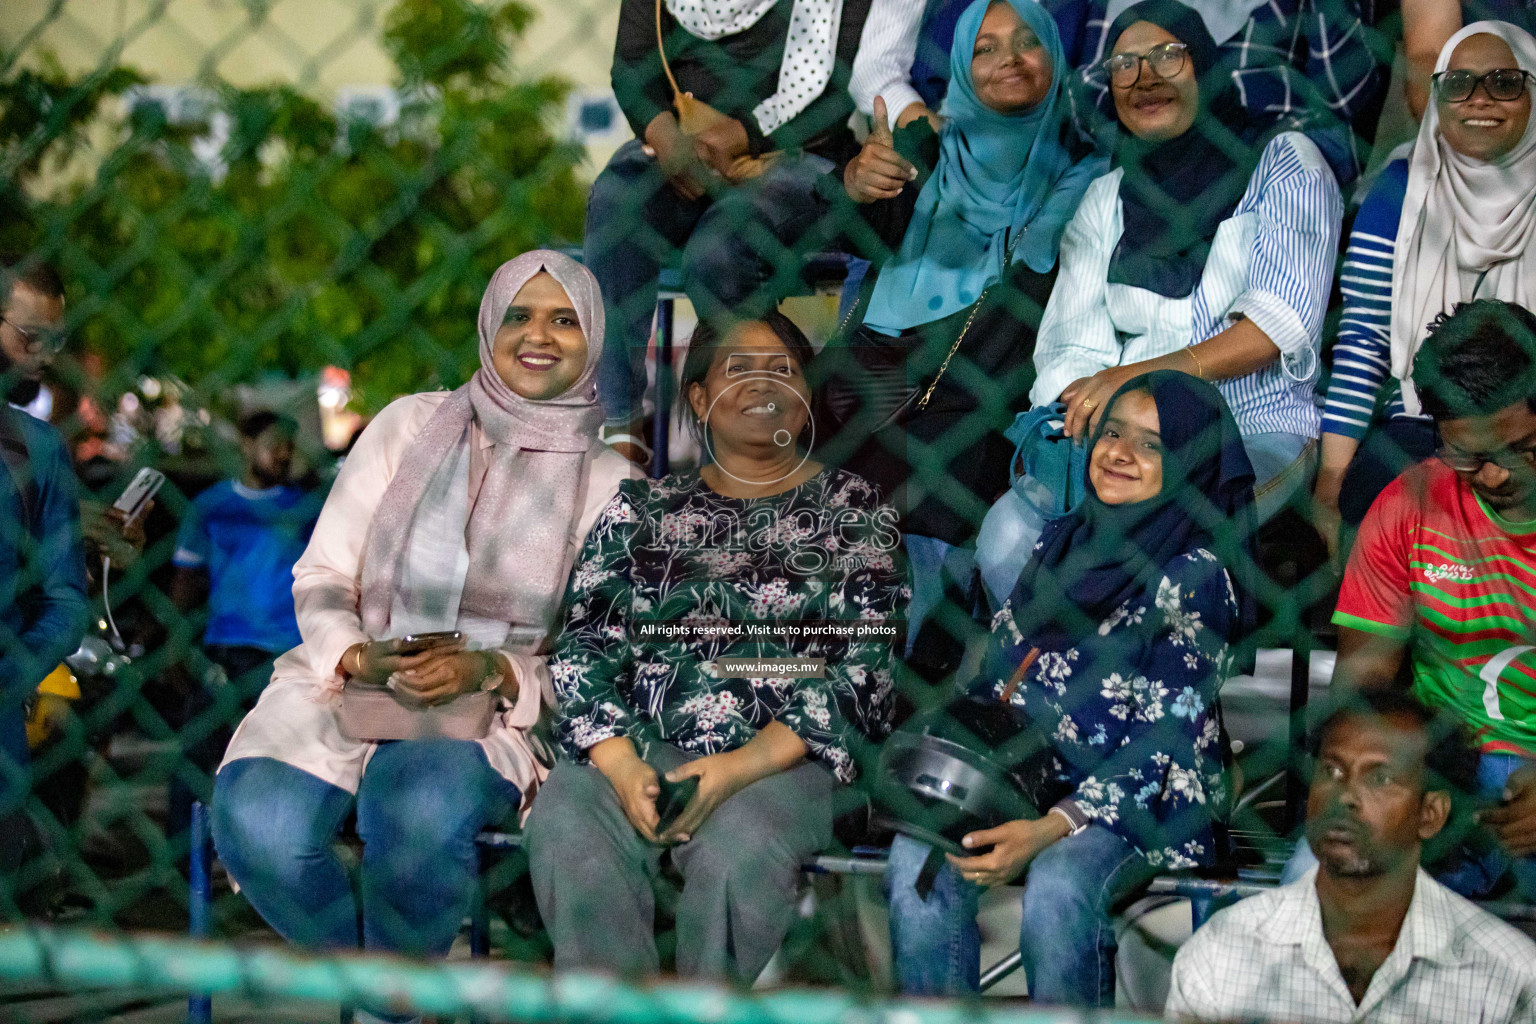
[1080,398,1097,411]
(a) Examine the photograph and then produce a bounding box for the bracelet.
[479,651,506,693]
[346,643,365,677]
[1185,346,1205,380]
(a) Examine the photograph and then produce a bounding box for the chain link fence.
[2,0,1532,1020]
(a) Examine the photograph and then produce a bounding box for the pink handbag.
[336,680,498,742]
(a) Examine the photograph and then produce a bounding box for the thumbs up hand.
[844,95,918,204]
[869,94,896,147]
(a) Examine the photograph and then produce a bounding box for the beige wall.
[1,0,628,174]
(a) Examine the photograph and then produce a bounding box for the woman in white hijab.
[1315,20,1536,552]
[210,252,636,1022]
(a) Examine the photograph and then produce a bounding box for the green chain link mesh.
[0,0,1526,1021]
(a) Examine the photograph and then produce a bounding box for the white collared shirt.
[847,0,925,129]
[1166,867,1536,1023]
[1031,131,1342,441]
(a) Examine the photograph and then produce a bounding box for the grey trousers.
[524,743,835,985]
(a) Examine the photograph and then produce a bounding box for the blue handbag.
[1002,403,1088,518]
[975,404,1088,609]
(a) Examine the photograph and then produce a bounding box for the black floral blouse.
[548,468,909,783]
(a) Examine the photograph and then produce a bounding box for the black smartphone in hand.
[655,776,699,833]
[393,630,463,655]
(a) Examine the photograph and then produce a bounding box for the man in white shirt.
[1167,689,1536,1023]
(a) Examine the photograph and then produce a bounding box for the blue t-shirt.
[173,480,321,653]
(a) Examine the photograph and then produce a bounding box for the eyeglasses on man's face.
[1433,68,1534,103]
[1435,439,1536,474]
[1103,42,1189,88]
[0,315,67,356]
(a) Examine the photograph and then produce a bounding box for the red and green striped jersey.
[1335,460,1536,756]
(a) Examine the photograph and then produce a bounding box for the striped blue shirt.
[1320,158,1431,441]
[1032,131,1344,441]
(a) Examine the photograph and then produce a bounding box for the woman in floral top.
[525,311,906,985]
[885,370,1256,1007]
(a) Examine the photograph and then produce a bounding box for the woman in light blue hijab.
[862,0,1090,334]
[822,0,1101,676]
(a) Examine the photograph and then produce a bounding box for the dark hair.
[238,410,298,440]
[679,310,816,446]
[1308,688,1481,799]
[1,259,65,304]
[1413,300,1536,421]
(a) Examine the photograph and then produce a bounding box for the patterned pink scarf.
[358,251,605,643]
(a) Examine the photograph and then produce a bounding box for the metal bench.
[183,803,887,1021]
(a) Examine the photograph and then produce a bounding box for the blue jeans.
[1281,752,1536,899]
[212,742,519,957]
[584,139,835,426]
[903,534,977,660]
[885,827,1151,1005]
[1245,431,1316,525]
[974,475,1056,613]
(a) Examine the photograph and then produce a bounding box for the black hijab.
[1005,370,1257,651]
[1105,0,1283,299]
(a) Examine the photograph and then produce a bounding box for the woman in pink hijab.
[210,252,636,1020]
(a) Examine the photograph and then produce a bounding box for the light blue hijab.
[863,0,1095,336]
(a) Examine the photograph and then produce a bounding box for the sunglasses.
[1433,68,1534,103]
[1,315,67,355]
[1102,42,1189,88]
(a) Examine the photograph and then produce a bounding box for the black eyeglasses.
[1435,439,1536,474]
[1433,68,1534,103]
[0,315,67,355]
[1102,42,1189,88]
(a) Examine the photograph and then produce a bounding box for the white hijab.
[663,0,843,136]
[1393,20,1536,413]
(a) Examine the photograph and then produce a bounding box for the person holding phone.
[210,252,637,1024]
[524,313,907,986]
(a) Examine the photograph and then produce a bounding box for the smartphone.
[112,467,165,524]
[655,776,699,833]
[393,630,464,655]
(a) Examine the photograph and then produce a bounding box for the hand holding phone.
[655,776,699,834]
[112,467,165,527]
[346,633,464,687]
[392,631,465,656]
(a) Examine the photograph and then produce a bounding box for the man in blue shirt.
[168,411,320,840]
[0,260,88,874]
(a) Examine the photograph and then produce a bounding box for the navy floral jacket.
[978,545,1235,869]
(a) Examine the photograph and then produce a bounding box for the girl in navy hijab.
[883,370,1255,1005]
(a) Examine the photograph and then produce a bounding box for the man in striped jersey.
[1330,299,1536,901]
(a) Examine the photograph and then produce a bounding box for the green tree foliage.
[1,0,586,415]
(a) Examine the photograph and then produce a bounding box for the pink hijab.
[358,250,605,643]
